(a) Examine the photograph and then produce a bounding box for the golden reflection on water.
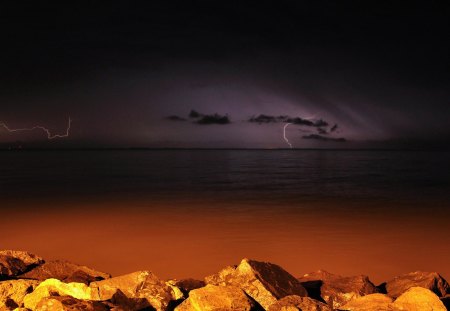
[2,197,449,284]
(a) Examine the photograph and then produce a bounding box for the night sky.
[1,1,449,148]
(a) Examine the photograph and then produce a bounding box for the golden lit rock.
[19,260,110,284]
[298,270,378,309]
[339,293,393,311]
[267,295,331,311]
[0,279,39,310]
[0,251,44,278]
[23,278,96,310]
[384,271,449,298]
[35,296,109,311]
[175,284,253,311]
[392,286,446,311]
[90,270,177,311]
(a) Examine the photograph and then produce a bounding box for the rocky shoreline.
[1,250,449,310]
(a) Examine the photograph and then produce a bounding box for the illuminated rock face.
[384,271,450,298]
[0,251,44,278]
[23,278,95,310]
[0,279,39,310]
[205,258,308,310]
[90,270,178,311]
[339,293,394,311]
[175,284,253,311]
[19,260,111,285]
[266,295,331,311]
[340,288,447,311]
[298,270,378,309]
[392,287,447,311]
[35,296,109,311]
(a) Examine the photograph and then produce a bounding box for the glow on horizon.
[0,117,72,140]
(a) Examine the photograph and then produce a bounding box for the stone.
[168,279,205,296]
[204,266,237,286]
[205,259,307,310]
[174,284,253,311]
[298,270,378,309]
[90,270,177,311]
[392,286,446,311]
[339,293,393,311]
[35,296,109,311]
[0,251,44,279]
[19,260,110,284]
[23,278,96,310]
[384,271,449,298]
[441,295,450,310]
[0,279,39,310]
[267,295,331,311]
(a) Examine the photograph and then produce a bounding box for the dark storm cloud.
[196,114,231,125]
[303,134,347,142]
[248,114,288,123]
[248,114,329,127]
[165,115,186,121]
[317,127,328,135]
[189,110,203,118]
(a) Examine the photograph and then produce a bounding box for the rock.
[441,295,450,310]
[298,270,378,309]
[23,278,96,310]
[204,266,237,286]
[339,293,393,311]
[174,284,253,311]
[0,279,39,310]
[205,259,307,310]
[35,296,109,311]
[90,270,177,311]
[168,279,205,296]
[267,295,331,311]
[19,260,110,284]
[392,286,446,310]
[0,251,44,279]
[384,271,449,298]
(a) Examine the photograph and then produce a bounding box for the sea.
[1,149,449,283]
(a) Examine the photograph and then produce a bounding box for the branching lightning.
[0,117,72,140]
[283,122,292,148]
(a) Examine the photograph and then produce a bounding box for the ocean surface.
[1,149,450,282]
[1,149,449,203]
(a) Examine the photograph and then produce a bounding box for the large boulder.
[339,293,393,311]
[19,260,110,284]
[35,296,110,311]
[383,271,449,298]
[168,279,205,297]
[392,286,446,311]
[0,251,44,279]
[205,259,307,310]
[175,284,253,311]
[0,279,39,310]
[298,270,378,309]
[23,278,96,310]
[90,270,179,311]
[267,295,331,311]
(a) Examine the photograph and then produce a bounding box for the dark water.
[1,149,449,204]
[2,150,450,281]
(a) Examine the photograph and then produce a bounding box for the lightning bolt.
[0,117,72,140]
[283,122,293,149]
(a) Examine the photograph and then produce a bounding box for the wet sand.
[2,196,449,284]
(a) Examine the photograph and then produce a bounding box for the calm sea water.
[2,150,450,281]
[1,150,449,204]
